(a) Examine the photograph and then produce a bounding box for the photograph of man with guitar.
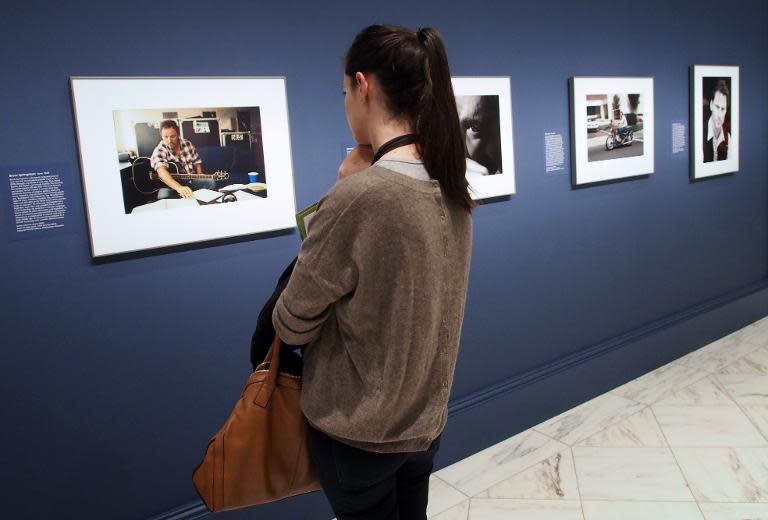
[113,106,267,213]
[151,119,215,199]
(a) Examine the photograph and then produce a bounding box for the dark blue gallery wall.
[0,0,766,518]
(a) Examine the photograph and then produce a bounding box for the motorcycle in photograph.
[605,126,634,151]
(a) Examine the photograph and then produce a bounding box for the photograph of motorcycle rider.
[611,110,630,144]
[703,78,730,162]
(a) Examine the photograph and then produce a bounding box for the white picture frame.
[70,76,296,257]
[452,76,515,200]
[690,65,739,180]
[569,76,655,186]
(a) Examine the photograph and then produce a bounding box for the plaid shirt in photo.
[150,139,201,175]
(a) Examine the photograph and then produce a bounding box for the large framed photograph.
[570,76,654,186]
[70,77,296,257]
[451,77,515,200]
[690,65,739,180]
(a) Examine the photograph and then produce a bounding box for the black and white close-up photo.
[456,95,503,176]
[451,76,515,200]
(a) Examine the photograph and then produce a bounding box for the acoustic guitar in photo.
[130,156,230,194]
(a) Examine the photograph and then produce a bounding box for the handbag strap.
[254,335,282,407]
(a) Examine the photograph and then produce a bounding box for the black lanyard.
[371,134,418,164]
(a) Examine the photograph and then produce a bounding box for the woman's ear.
[355,71,369,99]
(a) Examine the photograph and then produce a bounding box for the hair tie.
[416,28,428,45]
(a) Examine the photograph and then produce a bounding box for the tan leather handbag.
[192,336,320,512]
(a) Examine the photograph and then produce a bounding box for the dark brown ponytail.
[345,25,474,212]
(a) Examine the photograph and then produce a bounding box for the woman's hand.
[338,145,374,180]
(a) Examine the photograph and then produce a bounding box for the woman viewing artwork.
[271,24,474,520]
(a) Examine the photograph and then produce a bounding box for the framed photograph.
[451,77,515,200]
[70,77,296,257]
[569,76,655,186]
[690,65,739,180]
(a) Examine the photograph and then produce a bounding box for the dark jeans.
[307,425,441,520]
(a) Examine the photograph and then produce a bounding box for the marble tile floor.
[422,318,768,519]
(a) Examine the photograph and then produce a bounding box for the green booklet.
[295,202,319,241]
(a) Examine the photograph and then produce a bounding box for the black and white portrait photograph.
[71,77,296,257]
[451,77,515,200]
[456,95,502,176]
[691,66,739,179]
[570,77,655,186]
[701,78,731,163]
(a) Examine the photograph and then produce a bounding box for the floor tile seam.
[467,497,583,502]
[720,343,768,364]
[439,423,566,459]
[647,371,717,404]
[428,474,471,517]
[715,367,768,379]
[462,444,570,498]
[531,425,571,445]
[708,342,767,369]
[613,360,691,387]
[570,404,656,447]
[616,372,713,406]
[652,404,746,409]
[695,499,768,504]
[580,498,702,503]
[463,498,472,520]
[662,367,716,387]
[432,474,470,498]
[678,343,764,373]
[533,390,640,425]
[532,404,651,447]
[439,462,550,498]
[425,501,462,519]
[426,499,470,520]
[670,446,768,453]
[461,444,583,503]
[711,373,768,445]
[425,497,469,520]
[476,496,700,503]
[739,336,768,350]
[458,422,571,457]
[656,365,739,403]
[570,446,588,520]
[717,368,768,377]
[651,402,745,409]
[647,406,702,511]
[464,458,560,498]
[574,444,768,449]
[607,389,644,405]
